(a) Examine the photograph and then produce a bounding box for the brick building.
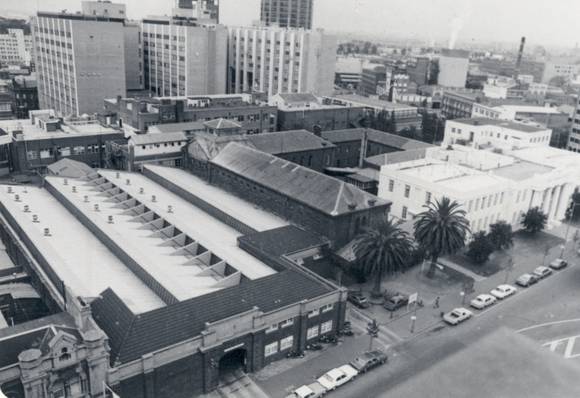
[103,93,277,134]
[9,75,39,119]
[271,93,365,132]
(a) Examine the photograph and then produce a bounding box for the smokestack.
[514,36,526,79]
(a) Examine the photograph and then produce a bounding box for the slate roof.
[130,131,188,145]
[243,130,334,154]
[91,269,332,365]
[210,142,390,216]
[238,226,329,257]
[47,158,95,178]
[0,312,77,368]
[321,128,433,150]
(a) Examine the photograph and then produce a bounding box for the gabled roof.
[245,130,335,154]
[238,226,328,257]
[210,142,390,216]
[47,158,95,178]
[203,118,241,130]
[91,269,331,365]
[130,131,188,145]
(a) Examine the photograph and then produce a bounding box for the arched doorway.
[218,348,247,377]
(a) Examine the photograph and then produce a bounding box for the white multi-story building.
[437,49,469,88]
[228,26,336,97]
[32,3,142,116]
[0,28,32,65]
[379,118,580,234]
[142,17,228,97]
[443,118,552,150]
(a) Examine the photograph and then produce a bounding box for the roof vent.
[44,228,51,237]
[348,202,357,210]
[368,198,377,206]
[14,194,21,202]
[84,195,89,203]
[63,179,68,186]
[6,186,12,193]
[116,172,120,179]
[32,214,39,223]
[126,179,131,186]
[94,204,100,212]
[139,187,144,194]
[151,195,157,203]
[167,205,173,213]
[108,215,114,224]
[72,186,77,193]
[23,205,30,212]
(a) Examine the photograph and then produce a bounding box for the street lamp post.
[410,315,417,333]
[504,256,513,284]
[460,291,465,305]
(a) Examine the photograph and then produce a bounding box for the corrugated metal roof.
[210,142,389,216]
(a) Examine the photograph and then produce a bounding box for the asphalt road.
[328,262,580,398]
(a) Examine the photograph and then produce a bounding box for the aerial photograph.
[0,0,579,397]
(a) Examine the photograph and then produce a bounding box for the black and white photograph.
[0,0,579,397]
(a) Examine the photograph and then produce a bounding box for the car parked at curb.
[490,284,517,299]
[549,258,568,270]
[316,365,358,391]
[443,307,473,325]
[348,292,370,309]
[383,293,409,311]
[533,266,553,279]
[349,350,388,373]
[285,382,327,398]
[470,293,497,310]
[516,273,538,287]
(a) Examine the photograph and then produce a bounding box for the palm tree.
[353,219,413,298]
[414,197,471,278]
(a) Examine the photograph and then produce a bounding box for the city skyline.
[1,0,580,49]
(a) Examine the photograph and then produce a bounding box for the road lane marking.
[542,335,580,359]
[516,318,580,334]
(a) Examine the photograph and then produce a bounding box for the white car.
[285,382,327,398]
[443,307,473,325]
[470,294,497,310]
[490,284,517,299]
[316,365,358,391]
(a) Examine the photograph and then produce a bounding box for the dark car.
[350,350,388,373]
[383,293,409,311]
[348,292,370,309]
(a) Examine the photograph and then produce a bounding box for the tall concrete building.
[261,0,314,29]
[438,49,469,88]
[228,26,336,97]
[0,29,33,65]
[32,2,143,116]
[142,17,228,97]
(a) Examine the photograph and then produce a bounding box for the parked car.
[285,382,327,398]
[533,266,553,279]
[490,284,517,299]
[443,307,473,325]
[515,273,538,287]
[349,350,388,373]
[470,293,497,310]
[316,365,358,391]
[383,293,409,311]
[549,258,568,270]
[348,292,370,309]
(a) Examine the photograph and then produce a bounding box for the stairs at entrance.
[216,369,270,398]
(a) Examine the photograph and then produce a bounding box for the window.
[493,193,499,206]
[280,336,294,351]
[265,324,279,334]
[308,309,320,318]
[500,192,504,204]
[320,320,333,334]
[475,198,480,210]
[40,149,51,159]
[516,191,521,203]
[425,192,432,204]
[307,326,319,340]
[280,318,294,328]
[321,304,333,313]
[487,196,492,207]
[264,342,278,357]
[467,200,473,212]
[27,150,38,160]
[480,197,485,210]
[388,179,394,192]
[402,206,408,219]
[404,185,410,198]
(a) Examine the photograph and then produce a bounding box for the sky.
[1,0,579,48]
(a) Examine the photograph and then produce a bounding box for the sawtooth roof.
[210,142,390,216]
[91,269,332,365]
[47,158,95,178]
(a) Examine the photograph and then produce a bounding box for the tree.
[521,207,547,234]
[488,221,513,250]
[467,232,494,264]
[565,191,580,221]
[353,219,414,297]
[414,197,471,278]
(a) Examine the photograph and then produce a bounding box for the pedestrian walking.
[434,296,440,309]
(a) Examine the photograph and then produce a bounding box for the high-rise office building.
[228,26,336,97]
[0,28,33,65]
[261,0,314,29]
[175,0,219,22]
[141,16,228,97]
[32,2,143,116]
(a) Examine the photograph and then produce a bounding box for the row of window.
[308,303,333,318]
[26,144,103,160]
[265,317,294,334]
[264,335,295,357]
[466,192,505,213]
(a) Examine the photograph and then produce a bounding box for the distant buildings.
[103,93,277,134]
[441,91,483,120]
[358,64,386,96]
[261,0,314,29]
[407,57,431,86]
[335,56,364,89]
[9,75,39,119]
[0,29,32,66]
[438,49,469,88]
[32,5,135,116]
[228,26,337,97]
[271,93,364,131]
[567,96,580,152]
[542,60,579,83]
[141,16,228,97]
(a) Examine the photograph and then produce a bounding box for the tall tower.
[260,0,313,29]
[514,36,526,79]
